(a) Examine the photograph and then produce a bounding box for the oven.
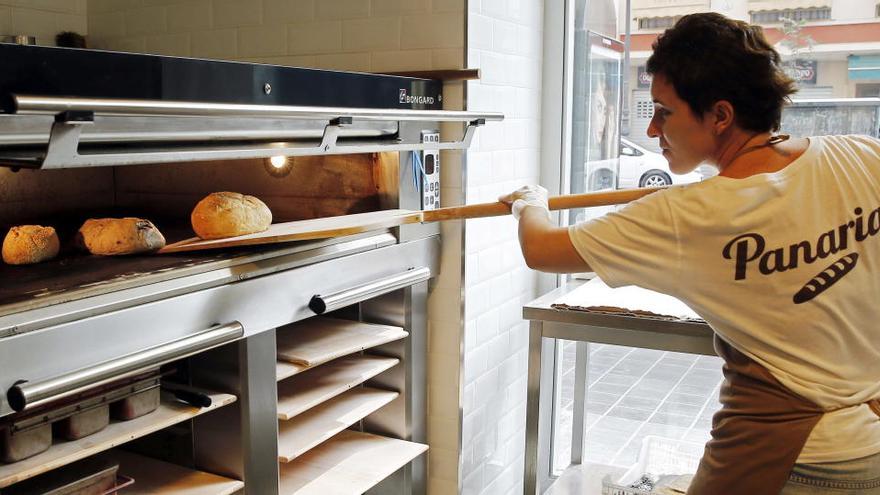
[0,43,502,495]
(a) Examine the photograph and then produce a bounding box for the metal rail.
[6,322,244,412]
[309,267,431,314]
[11,95,504,122]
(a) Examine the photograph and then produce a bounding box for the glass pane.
[569,22,624,227]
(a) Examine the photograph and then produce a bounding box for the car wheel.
[639,170,671,187]
[588,169,615,190]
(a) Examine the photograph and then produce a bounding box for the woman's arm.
[517,207,591,273]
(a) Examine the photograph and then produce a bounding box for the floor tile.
[617,395,661,410]
[607,406,653,422]
[647,411,695,427]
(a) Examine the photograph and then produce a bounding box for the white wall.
[462,0,544,493]
[86,0,463,72]
[831,0,877,20]
[0,0,87,45]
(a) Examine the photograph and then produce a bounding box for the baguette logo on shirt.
[722,206,880,304]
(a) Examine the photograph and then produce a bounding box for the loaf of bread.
[191,192,272,240]
[2,225,60,265]
[77,218,166,255]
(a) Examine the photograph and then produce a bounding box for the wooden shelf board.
[0,390,236,489]
[277,355,398,421]
[278,430,428,495]
[111,449,244,495]
[278,387,398,463]
[276,360,309,382]
[277,318,407,368]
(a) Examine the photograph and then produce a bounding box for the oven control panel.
[421,132,440,210]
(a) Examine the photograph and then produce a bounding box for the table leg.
[571,341,590,464]
[524,320,551,494]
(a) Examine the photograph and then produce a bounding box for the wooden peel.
[158,187,664,254]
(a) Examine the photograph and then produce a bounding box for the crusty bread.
[191,192,272,240]
[77,218,166,255]
[2,225,60,265]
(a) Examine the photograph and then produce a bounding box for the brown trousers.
[688,337,880,495]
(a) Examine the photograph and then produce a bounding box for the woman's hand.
[499,185,591,274]
[499,185,550,220]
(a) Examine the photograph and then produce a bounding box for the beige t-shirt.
[569,134,880,463]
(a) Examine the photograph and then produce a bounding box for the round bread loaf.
[2,225,60,265]
[191,192,272,240]
[78,218,166,255]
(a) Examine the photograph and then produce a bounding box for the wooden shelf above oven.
[276,355,399,421]
[0,390,236,489]
[277,318,408,368]
[278,387,398,463]
[111,449,243,495]
[278,430,427,495]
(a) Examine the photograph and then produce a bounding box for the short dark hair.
[646,12,796,132]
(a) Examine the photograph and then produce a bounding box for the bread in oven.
[77,217,166,255]
[190,191,273,239]
[2,225,60,265]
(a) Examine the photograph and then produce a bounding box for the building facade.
[619,0,880,150]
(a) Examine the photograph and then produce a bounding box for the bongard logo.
[399,89,435,105]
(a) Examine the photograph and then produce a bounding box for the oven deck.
[0,227,390,316]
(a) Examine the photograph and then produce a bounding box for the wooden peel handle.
[422,187,665,222]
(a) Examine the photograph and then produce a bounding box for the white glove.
[499,185,550,220]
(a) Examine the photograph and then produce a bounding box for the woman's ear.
[710,100,736,135]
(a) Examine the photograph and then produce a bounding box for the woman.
[502,13,880,495]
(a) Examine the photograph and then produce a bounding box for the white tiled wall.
[463,0,544,493]
[0,0,88,45]
[85,0,464,72]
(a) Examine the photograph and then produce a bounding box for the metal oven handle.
[309,267,431,315]
[6,322,244,412]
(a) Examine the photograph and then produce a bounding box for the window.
[856,83,880,98]
[620,143,642,157]
[637,16,680,30]
[750,7,831,24]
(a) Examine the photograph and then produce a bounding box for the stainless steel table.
[521,280,716,494]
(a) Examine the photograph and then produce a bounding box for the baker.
[502,12,880,495]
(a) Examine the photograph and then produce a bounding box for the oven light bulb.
[264,155,293,177]
[269,155,287,169]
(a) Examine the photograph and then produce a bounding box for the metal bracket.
[319,116,353,152]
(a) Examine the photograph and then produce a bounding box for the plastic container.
[601,436,704,495]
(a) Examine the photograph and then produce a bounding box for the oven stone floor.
[547,342,724,495]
